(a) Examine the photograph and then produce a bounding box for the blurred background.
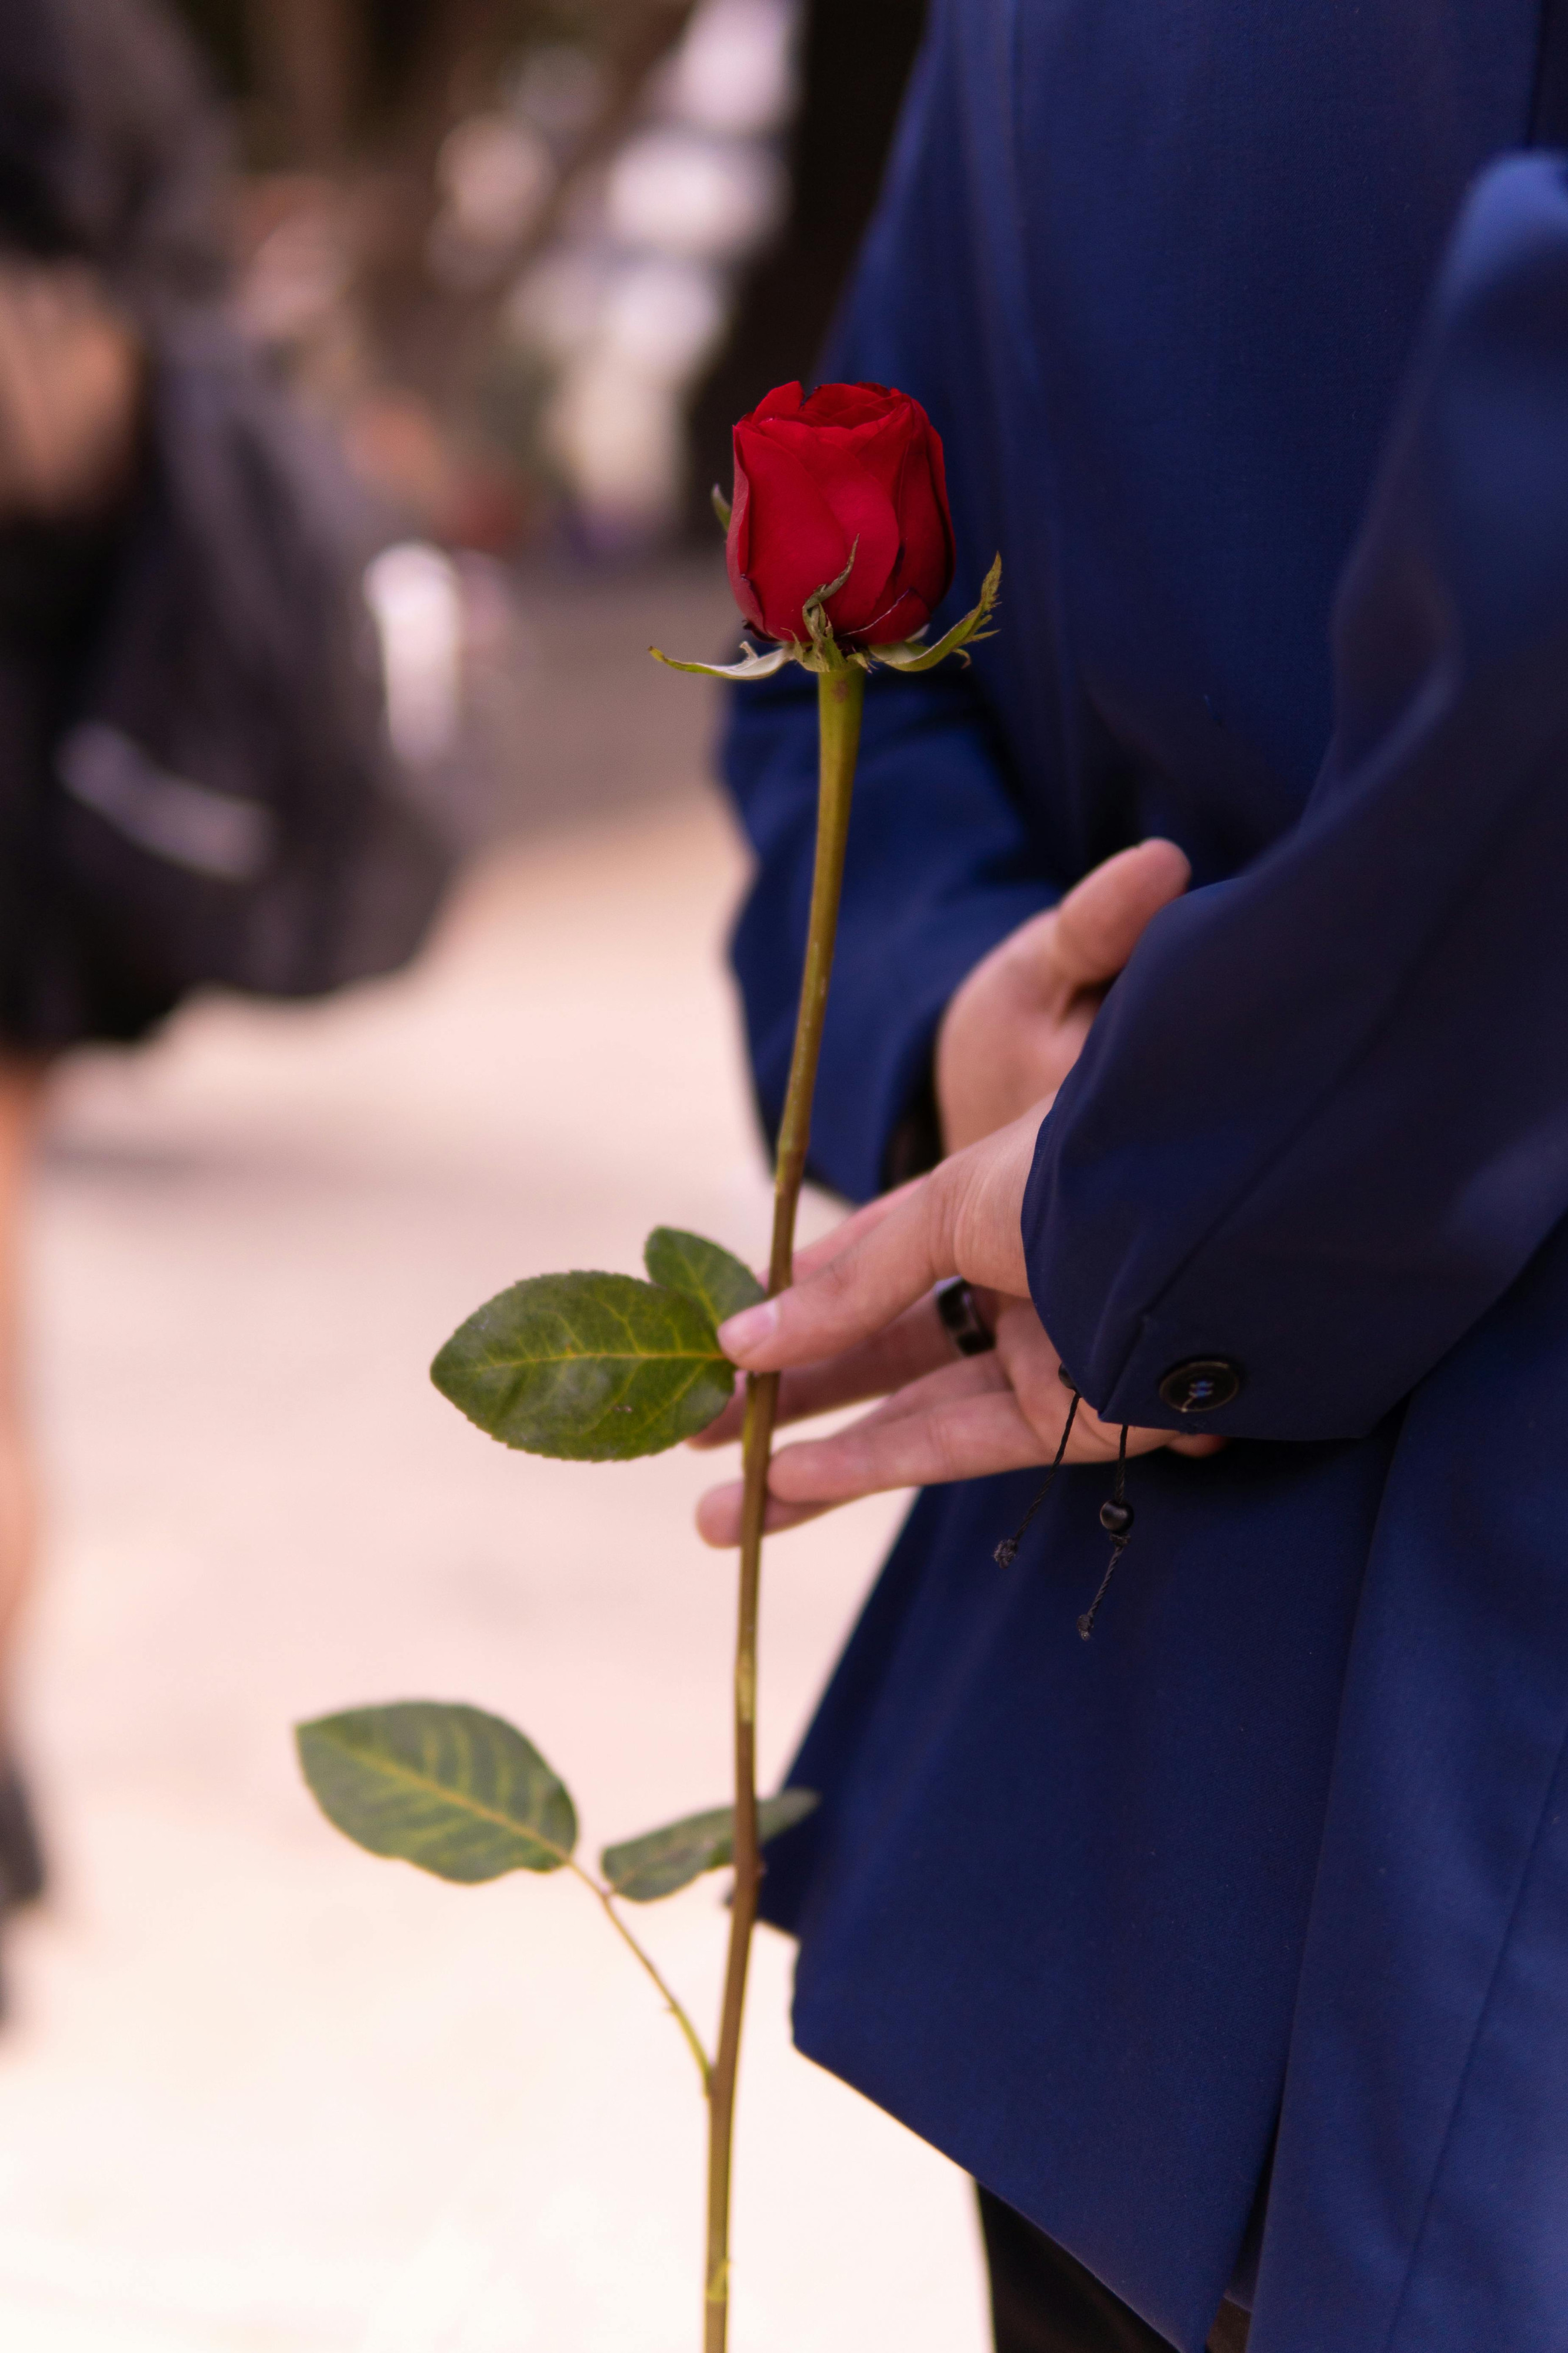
[0,2,1004,2349]
[179,0,931,843]
[199,0,924,553]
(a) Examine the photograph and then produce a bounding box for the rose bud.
[725,380,955,649]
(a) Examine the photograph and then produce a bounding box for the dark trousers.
[978,2188,1252,2353]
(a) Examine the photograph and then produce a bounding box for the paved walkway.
[0,598,989,2352]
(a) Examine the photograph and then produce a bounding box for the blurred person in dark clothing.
[0,0,446,1986]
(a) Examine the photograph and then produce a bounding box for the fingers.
[835,1347,1013,1434]
[694,1355,1013,1544]
[1046,838,1190,993]
[696,1372,1039,1546]
[695,1480,835,1544]
[695,1365,1220,1545]
[767,1382,1179,1508]
[692,1185,936,1451]
[786,1179,924,1284]
[718,1181,945,1372]
[689,1291,956,1449]
[719,1112,1039,1374]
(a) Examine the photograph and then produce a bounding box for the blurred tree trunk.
[245,0,366,168]
[364,0,698,405]
[688,0,929,530]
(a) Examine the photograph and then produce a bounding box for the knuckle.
[807,1253,859,1331]
[930,1418,964,1484]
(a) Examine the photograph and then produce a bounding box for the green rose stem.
[298,544,995,2353]
[705,655,865,2351]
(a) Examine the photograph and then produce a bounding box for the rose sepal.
[868,552,1002,672]
[648,641,793,682]
[799,545,862,674]
[648,546,861,682]
[650,550,1000,683]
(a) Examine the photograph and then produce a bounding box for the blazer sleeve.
[1025,155,1568,1442]
[724,662,1056,1203]
[720,13,1059,1204]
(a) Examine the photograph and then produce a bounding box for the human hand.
[935,838,1190,1151]
[693,1109,1220,1544]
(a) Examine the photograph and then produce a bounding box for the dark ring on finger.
[935,1277,996,1357]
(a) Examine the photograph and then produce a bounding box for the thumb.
[1049,838,1190,991]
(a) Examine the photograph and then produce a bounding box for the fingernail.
[718,1299,778,1358]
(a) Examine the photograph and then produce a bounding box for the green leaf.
[643,1228,764,1328]
[711,483,733,532]
[602,1789,820,1903]
[432,1271,736,1459]
[296,1701,577,1883]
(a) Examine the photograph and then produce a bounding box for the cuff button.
[1159,1358,1243,1413]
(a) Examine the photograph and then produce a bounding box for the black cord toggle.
[1077,1425,1133,1640]
[993,1384,1080,1567]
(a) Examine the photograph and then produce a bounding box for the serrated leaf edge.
[296,1715,576,1869]
[642,1228,764,1327]
[600,1788,820,1900]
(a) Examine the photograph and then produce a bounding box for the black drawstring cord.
[1077,1424,1133,1641]
[993,1387,1080,1568]
[995,1387,1140,1641]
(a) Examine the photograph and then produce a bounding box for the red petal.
[859,586,935,645]
[890,422,955,608]
[755,419,902,633]
[749,381,805,423]
[725,432,765,633]
[836,402,922,499]
[924,413,952,536]
[732,421,853,640]
[800,380,895,426]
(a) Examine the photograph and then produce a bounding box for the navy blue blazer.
[722,7,1568,2349]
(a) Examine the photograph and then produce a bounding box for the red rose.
[725,380,955,648]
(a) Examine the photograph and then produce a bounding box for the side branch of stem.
[569,1861,712,2094]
